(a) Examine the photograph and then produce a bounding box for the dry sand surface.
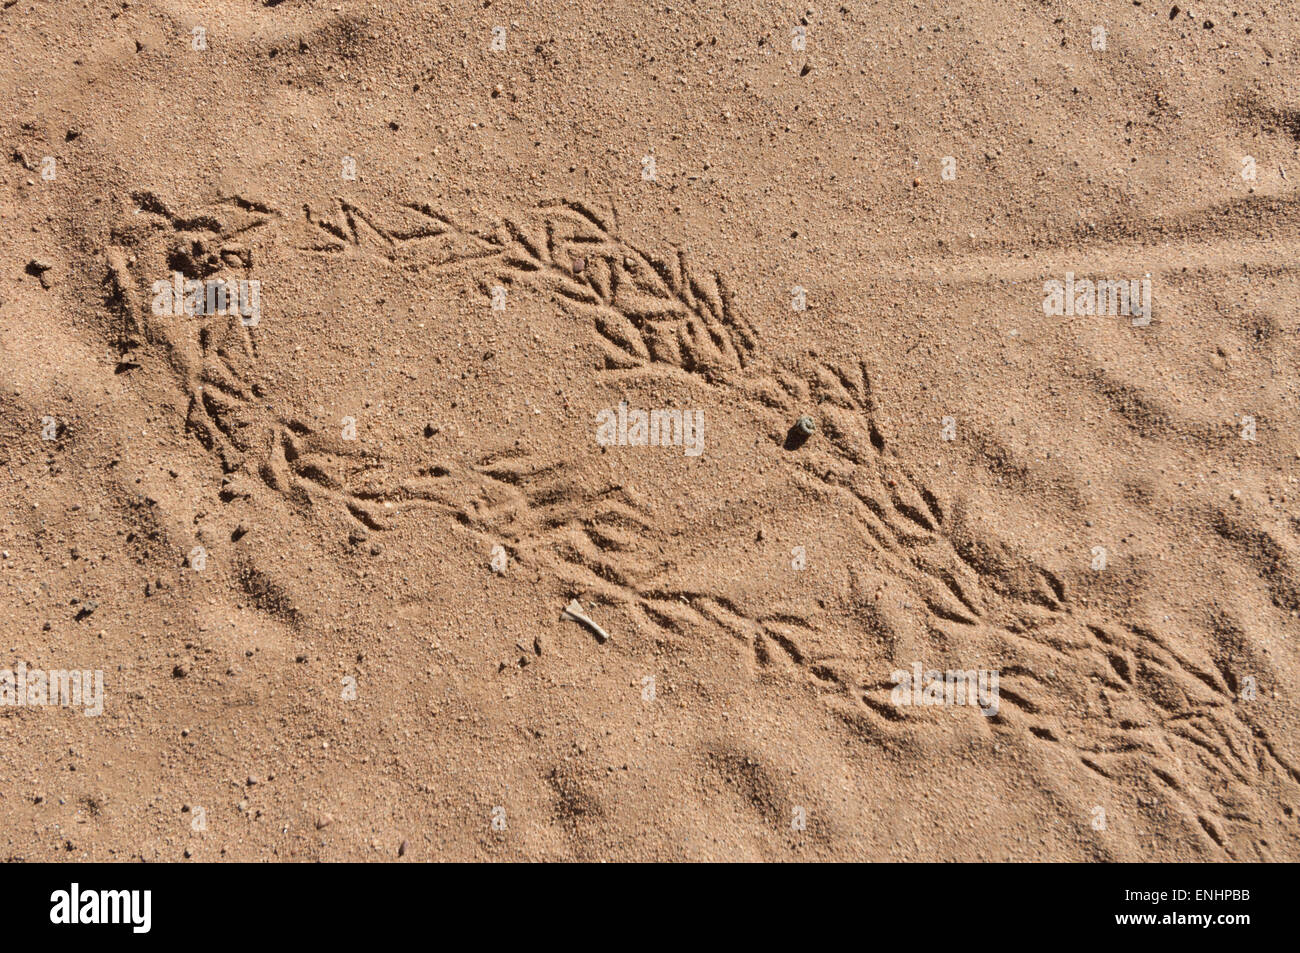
[2,0,1299,862]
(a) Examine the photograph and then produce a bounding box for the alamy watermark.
[50,884,150,933]
[595,401,703,457]
[1043,272,1151,326]
[890,662,999,716]
[151,272,261,326]
[1,662,104,716]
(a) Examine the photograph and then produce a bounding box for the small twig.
[561,599,610,643]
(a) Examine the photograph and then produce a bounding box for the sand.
[1,1,1298,861]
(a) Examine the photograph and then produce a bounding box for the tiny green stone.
[795,415,816,437]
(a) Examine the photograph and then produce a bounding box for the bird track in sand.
[97,188,1300,859]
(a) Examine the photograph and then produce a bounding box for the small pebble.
[26,260,54,289]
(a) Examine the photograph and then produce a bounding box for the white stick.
[561,599,610,643]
